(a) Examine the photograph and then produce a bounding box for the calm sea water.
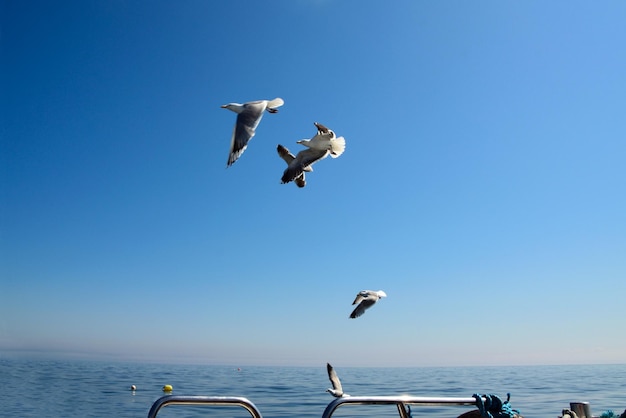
[0,359,624,418]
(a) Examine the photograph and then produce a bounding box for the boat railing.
[322,395,482,418]
[146,394,482,418]
[147,394,596,418]
[147,395,263,418]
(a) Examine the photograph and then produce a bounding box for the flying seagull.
[326,363,348,397]
[350,290,387,319]
[277,144,311,188]
[221,98,284,167]
[280,122,345,185]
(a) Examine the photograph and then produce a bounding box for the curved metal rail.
[147,393,595,418]
[147,395,263,418]
[321,395,482,418]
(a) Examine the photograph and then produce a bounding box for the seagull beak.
[220,104,227,108]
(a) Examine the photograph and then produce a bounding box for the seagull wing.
[327,363,343,394]
[293,147,328,170]
[351,291,370,305]
[277,144,296,164]
[281,148,328,184]
[227,101,267,166]
[278,145,306,187]
[350,298,377,318]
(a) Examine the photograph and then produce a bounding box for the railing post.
[570,402,592,418]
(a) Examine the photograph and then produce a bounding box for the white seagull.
[277,144,311,188]
[280,122,345,185]
[326,363,348,397]
[221,98,284,167]
[350,290,387,319]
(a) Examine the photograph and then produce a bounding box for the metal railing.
[321,395,482,418]
[147,393,596,418]
[147,395,263,418]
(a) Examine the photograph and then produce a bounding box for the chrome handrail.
[147,394,595,418]
[321,395,482,418]
[147,395,263,418]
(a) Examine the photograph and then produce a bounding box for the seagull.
[280,122,345,185]
[221,98,284,167]
[326,363,348,397]
[349,290,387,319]
[277,144,311,188]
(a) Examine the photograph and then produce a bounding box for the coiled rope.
[473,393,521,418]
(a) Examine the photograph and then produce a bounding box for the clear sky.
[1,1,625,367]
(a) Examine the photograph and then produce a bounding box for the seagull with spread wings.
[350,290,387,319]
[221,98,284,167]
[326,363,348,397]
[280,122,345,185]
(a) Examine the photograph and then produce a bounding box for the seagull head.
[377,290,387,298]
[314,122,329,132]
[221,103,243,112]
[314,122,335,138]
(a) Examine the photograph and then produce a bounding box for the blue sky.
[1,1,625,367]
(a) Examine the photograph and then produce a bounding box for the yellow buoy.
[162,384,173,392]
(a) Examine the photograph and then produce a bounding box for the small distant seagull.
[280,122,345,185]
[350,290,387,319]
[276,144,311,188]
[326,363,348,397]
[221,98,284,167]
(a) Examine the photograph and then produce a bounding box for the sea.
[0,359,624,418]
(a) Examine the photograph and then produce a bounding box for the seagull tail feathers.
[267,98,284,110]
[329,136,346,158]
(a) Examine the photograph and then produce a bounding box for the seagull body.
[277,145,312,188]
[221,98,284,167]
[326,363,348,397]
[350,290,387,319]
[280,122,345,185]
